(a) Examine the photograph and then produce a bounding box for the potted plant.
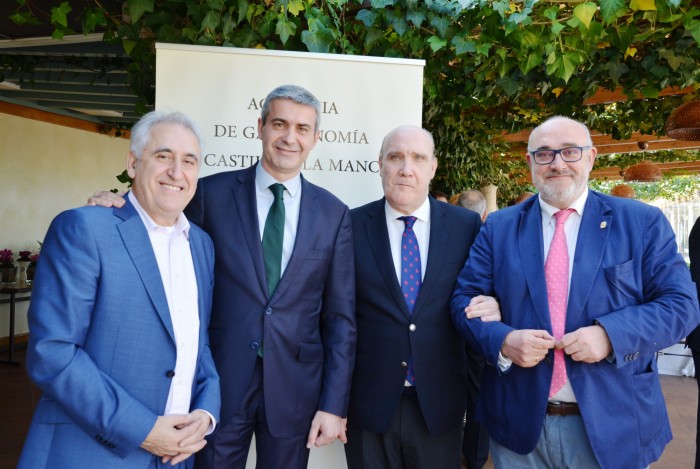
[0,249,16,285]
[27,252,39,284]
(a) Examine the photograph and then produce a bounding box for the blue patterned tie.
[400,216,421,385]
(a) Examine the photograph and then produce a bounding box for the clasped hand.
[140,411,211,465]
[501,325,612,368]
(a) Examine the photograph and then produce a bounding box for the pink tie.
[546,209,575,398]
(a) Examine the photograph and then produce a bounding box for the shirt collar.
[127,191,191,239]
[384,197,431,223]
[539,187,588,221]
[256,163,301,198]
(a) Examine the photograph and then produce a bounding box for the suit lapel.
[365,199,412,319]
[567,192,611,327]
[519,199,552,331]
[413,198,447,319]
[232,166,268,297]
[188,228,211,353]
[115,197,175,343]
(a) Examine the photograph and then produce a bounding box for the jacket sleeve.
[26,210,158,458]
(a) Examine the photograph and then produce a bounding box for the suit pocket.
[604,260,641,302]
[298,342,324,362]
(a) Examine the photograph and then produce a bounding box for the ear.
[126,152,137,179]
[257,117,264,140]
[588,147,598,169]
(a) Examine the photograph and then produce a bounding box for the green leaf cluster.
[7,0,700,197]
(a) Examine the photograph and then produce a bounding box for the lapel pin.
[600,221,607,229]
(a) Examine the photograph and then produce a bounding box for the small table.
[0,284,32,366]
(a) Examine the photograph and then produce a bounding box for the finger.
[306,423,320,449]
[177,439,207,457]
[170,451,195,466]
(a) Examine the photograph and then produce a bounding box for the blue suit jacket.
[349,198,481,435]
[451,191,700,469]
[185,164,356,438]
[19,197,220,468]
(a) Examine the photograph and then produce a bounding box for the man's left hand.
[161,410,212,465]
[306,410,344,448]
[557,325,612,363]
[465,295,501,322]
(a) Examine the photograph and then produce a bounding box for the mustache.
[543,169,574,178]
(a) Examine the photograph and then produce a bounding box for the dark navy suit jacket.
[349,197,481,435]
[451,191,700,468]
[185,164,356,438]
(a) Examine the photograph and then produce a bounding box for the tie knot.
[269,183,285,200]
[399,216,417,230]
[554,208,575,226]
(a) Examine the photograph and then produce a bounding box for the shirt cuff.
[498,351,513,371]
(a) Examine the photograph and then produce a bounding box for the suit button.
[250,341,260,350]
[633,352,640,359]
[165,370,176,378]
[409,324,416,331]
[401,361,408,368]
[266,308,272,315]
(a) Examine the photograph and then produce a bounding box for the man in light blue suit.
[19,110,220,468]
[451,116,700,469]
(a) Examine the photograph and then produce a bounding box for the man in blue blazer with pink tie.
[19,110,220,468]
[451,116,700,468]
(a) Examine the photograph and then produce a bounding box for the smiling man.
[183,85,356,469]
[451,116,700,468]
[20,110,220,468]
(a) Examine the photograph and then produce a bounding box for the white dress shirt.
[385,198,431,284]
[255,164,302,276]
[129,192,215,430]
[499,189,589,404]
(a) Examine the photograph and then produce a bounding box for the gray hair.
[527,116,593,153]
[130,110,204,162]
[261,85,321,132]
[458,190,486,217]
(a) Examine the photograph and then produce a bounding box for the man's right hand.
[87,190,126,207]
[501,330,557,368]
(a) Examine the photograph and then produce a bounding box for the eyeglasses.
[529,146,591,165]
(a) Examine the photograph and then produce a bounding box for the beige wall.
[0,113,130,337]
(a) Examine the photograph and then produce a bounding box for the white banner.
[155,44,424,467]
[155,43,424,208]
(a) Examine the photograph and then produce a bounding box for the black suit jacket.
[687,217,700,351]
[348,197,482,435]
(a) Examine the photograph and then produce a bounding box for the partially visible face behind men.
[258,98,320,182]
[127,122,201,226]
[379,126,438,215]
[527,117,597,209]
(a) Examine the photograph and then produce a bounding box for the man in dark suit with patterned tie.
[345,126,500,468]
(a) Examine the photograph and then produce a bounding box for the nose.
[167,158,184,179]
[548,152,568,170]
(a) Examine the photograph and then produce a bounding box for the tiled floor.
[1,345,697,469]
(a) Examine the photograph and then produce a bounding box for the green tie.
[263,183,286,296]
